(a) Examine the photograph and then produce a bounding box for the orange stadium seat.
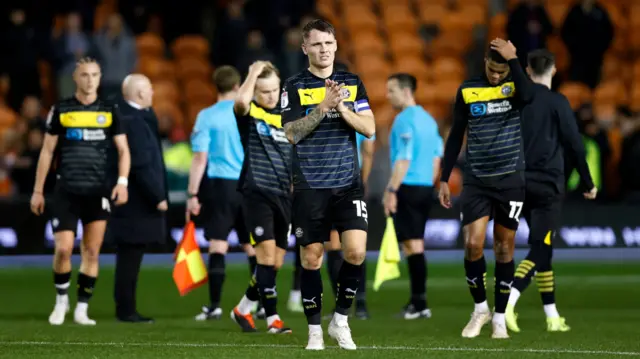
[341,2,373,14]
[371,104,397,135]
[629,85,640,112]
[429,32,471,57]
[439,11,476,34]
[487,13,507,43]
[546,36,569,72]
[602,55,629,84]
[350,31,387,55]
[0,106,18,127]
[546,3,570,28]
[387,31,425,59]
[361,77,388,106]
[457,5,487,27]
[415,82,438,105]
[153,102,184,128]
[418,3,448,26]
[593,81,627,107]
[138,57,176,81]
[381,6,419,33]
[393,56,429,82]
[557,82,592,110]
[423,103,449,122]
[171,35,210,59]
[430,56,465,84]
[136,33,165,58]
[432,80,459,106]
[176,57,212,80]
[183,80,217,105]
[343,9,379,34]
[152,80,180,103]
[354,55,391,78]
[378,0,411,8]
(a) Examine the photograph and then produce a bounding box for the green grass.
[1,261,640,358]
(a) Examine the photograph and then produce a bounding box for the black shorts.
[200,178,249,244]
[460,184,525,230]
[393,185,434,241]
[51,187,111,233]
[523,181,562,248]
[242,190,292,250]
[293,184,367,247]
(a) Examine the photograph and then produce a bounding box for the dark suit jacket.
[107,100,168,245]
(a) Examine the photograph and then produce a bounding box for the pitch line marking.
[2,341,639,356]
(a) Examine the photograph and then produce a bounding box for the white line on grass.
[2,341,639,356]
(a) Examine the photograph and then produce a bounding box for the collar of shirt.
[127,100,144,110]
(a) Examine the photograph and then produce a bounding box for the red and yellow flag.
[173,221,208,296]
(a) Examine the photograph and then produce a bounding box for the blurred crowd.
[0,0,639,203]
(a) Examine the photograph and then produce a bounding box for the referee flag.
[173,221,208,296]
[373,217,401,291]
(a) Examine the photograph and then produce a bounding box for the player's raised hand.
[30,191,45,215]
[583,186,598,200]
[490,38,517,61]
[248,61,269,75]
[438,182,452,209]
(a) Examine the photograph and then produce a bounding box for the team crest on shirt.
[96,114,107,124]
[501,84,513,96]
[341,88,351,99]
[281,90,289,109]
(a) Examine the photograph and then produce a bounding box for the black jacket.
[107,100,168,245]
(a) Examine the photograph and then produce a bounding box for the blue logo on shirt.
[256,122,271,136]
[66,129,83,140]
[470,103,487,117]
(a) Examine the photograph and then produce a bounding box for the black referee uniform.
[47,97,124,230]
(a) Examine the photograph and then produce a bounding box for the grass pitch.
[1,261,639,358]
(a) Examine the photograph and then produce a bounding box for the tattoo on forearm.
[284,107,324,144]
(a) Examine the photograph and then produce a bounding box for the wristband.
[386,187,397,193]
[117,177,128,187]
[188,192,198,199]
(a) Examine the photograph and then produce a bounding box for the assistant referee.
[31,57,131,326]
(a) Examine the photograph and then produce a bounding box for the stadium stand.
[1,0,640,200]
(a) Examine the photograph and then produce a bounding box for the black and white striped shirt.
[281,69,370,189]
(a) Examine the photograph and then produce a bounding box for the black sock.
[326,250,342,298]
[301,268,323,325]
[513,256,536,293]
[54,271,71,295]
[535,262,555,305]
[248,255,257,276]
[77,272,97,303]
[208,253,225,308]
[356,260,367,303]
[494,260,515,313]
[256,264,278,317]
[245,271,260,301]
[292,245,302,291]
[407,253,427,311]
[335,261,363,315]
[464,256,487,304]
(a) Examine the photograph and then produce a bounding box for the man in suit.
[108,74,168,322]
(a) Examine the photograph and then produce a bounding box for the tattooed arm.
[282,80,342,145]
[283,105,328,145]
